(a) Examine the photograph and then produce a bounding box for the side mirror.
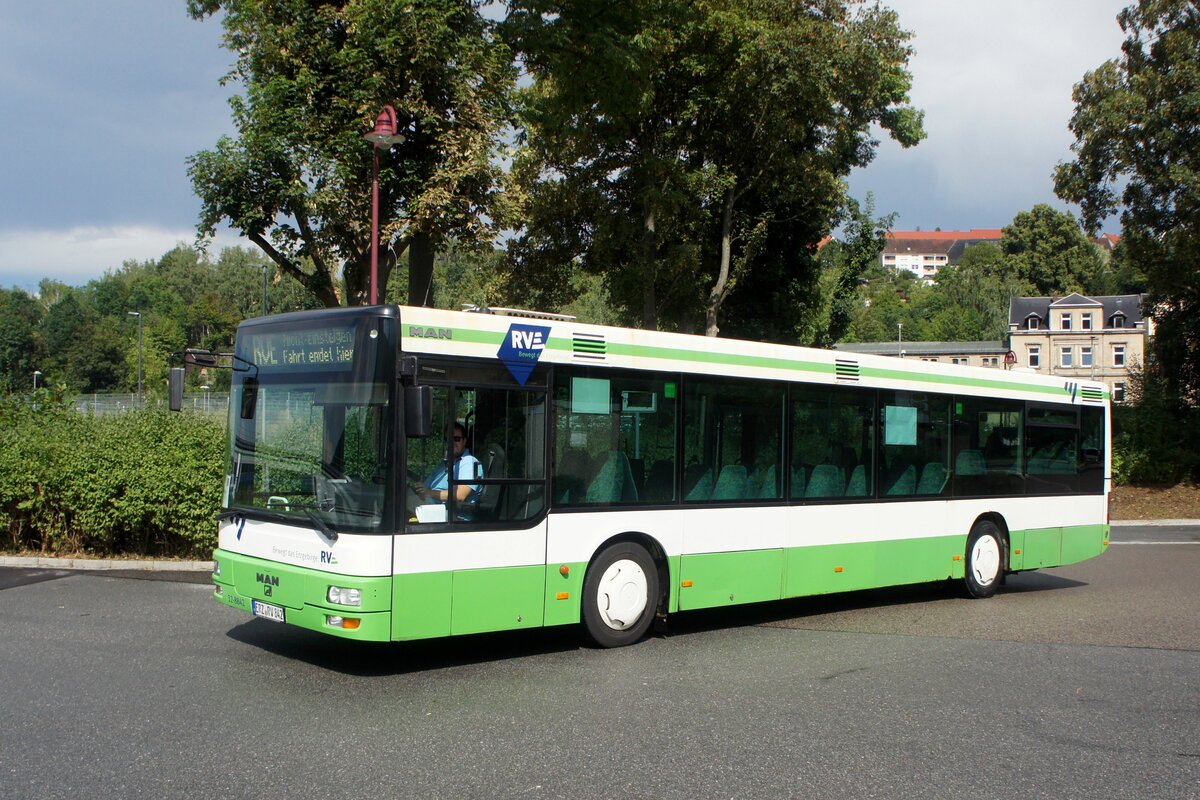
[168,368,185,412]
[404,385,432,438]
[183,349,220,368]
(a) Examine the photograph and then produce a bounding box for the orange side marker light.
[952,555,962,561]
[834,566,844,573]
[556,592,570,600]
[681,580,694,588]
[559,565,570,576]
[1014,548,1022,555]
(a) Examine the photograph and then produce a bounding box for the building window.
[1111,314,1125,328]
[1061,313,1073,331]
[1026,315,1041,330]
[1113,382,1126,403]
[1081,313,1093,330]
[1061,347,1073,368]
[951,357,967,365]
[1113,344,1126,367]
[1081,346,1093,367]
[1028,346,1041,369]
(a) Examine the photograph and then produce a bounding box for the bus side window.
[553,369,677,506]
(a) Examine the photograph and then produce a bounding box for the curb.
[0,556,213,572]
[1110,519,1200,527]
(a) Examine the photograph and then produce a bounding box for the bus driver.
[414,422,481,519]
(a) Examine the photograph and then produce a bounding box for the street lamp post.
[363,105,406,305]
[128,311,142,405]
[262,265,269,316]
[33,370,42,390]
[897,322,903,357]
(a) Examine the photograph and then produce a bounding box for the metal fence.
[71,392,230,417]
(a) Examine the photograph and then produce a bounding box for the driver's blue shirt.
[425,452,482,518]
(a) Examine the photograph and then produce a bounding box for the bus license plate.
[251,599,285,623]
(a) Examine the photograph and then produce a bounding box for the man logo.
[256,572,279,597]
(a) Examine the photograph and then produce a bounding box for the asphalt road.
[0,526,1196,800]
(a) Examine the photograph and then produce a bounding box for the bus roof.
[341,304,1105,406]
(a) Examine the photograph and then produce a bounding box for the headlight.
[327,586,362,607]
[212,558,221,576]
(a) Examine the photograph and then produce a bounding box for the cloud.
[849,0,1129,231]
[0,225,249,291]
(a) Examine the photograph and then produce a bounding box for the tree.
[923,243,1031,342]
[810,196,894,347]
[505,0,924,336]
[1000,204,1102,295]
[1054,0,1200,401]
[187,0,516,307]
[841,264,927,344]
[0,289,44,393]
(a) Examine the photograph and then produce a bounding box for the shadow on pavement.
[0,567,75,591]
[225,617,585,676]
[661,571,1088,639]
[220,571,1091,672]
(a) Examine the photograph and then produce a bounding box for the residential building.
[1008,293,1149,403]
[881,229,1120,285]
[881,229,1003,284]
[833,340,1009,368]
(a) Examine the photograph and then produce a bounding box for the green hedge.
[1112,403,1200,486]
[0,395,225,557]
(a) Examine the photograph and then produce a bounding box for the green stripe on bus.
[409,325,1093,400]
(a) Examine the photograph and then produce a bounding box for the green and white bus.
[204,304,1110,647]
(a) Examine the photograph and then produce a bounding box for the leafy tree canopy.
[1000,204,1103,295]
[504,0,924,337]
[0,289,44,393]
[187,0,516,307]
[1055,0,1200,401]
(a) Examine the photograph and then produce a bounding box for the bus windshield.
[224,313,396,534]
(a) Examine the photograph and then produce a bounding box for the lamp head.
[364,105,405,148]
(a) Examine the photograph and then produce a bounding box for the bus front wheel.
[963,520,1004,599]
[582,542,659,648]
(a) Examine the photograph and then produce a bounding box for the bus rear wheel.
[582,542,659,648]
[963,520,1004,599]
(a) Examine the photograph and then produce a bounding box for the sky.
[0,0,1131,293]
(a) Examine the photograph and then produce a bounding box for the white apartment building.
[881,229,1003,284]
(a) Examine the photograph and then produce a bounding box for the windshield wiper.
[302,508,338,545]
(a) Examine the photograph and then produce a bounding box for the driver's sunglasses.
[452,435,465,442]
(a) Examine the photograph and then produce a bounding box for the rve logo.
[497,323,551,385]
[511,329,544,350]
[320,551,338,565]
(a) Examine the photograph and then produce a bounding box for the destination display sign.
[248,325,357,371]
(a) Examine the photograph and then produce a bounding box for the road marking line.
[1109,541,1200,545]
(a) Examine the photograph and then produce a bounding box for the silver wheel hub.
[971,535,1001,587]
[595,558,649,631]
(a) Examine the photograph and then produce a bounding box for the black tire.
[963,520,1005,599]
[582,542,660,648]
